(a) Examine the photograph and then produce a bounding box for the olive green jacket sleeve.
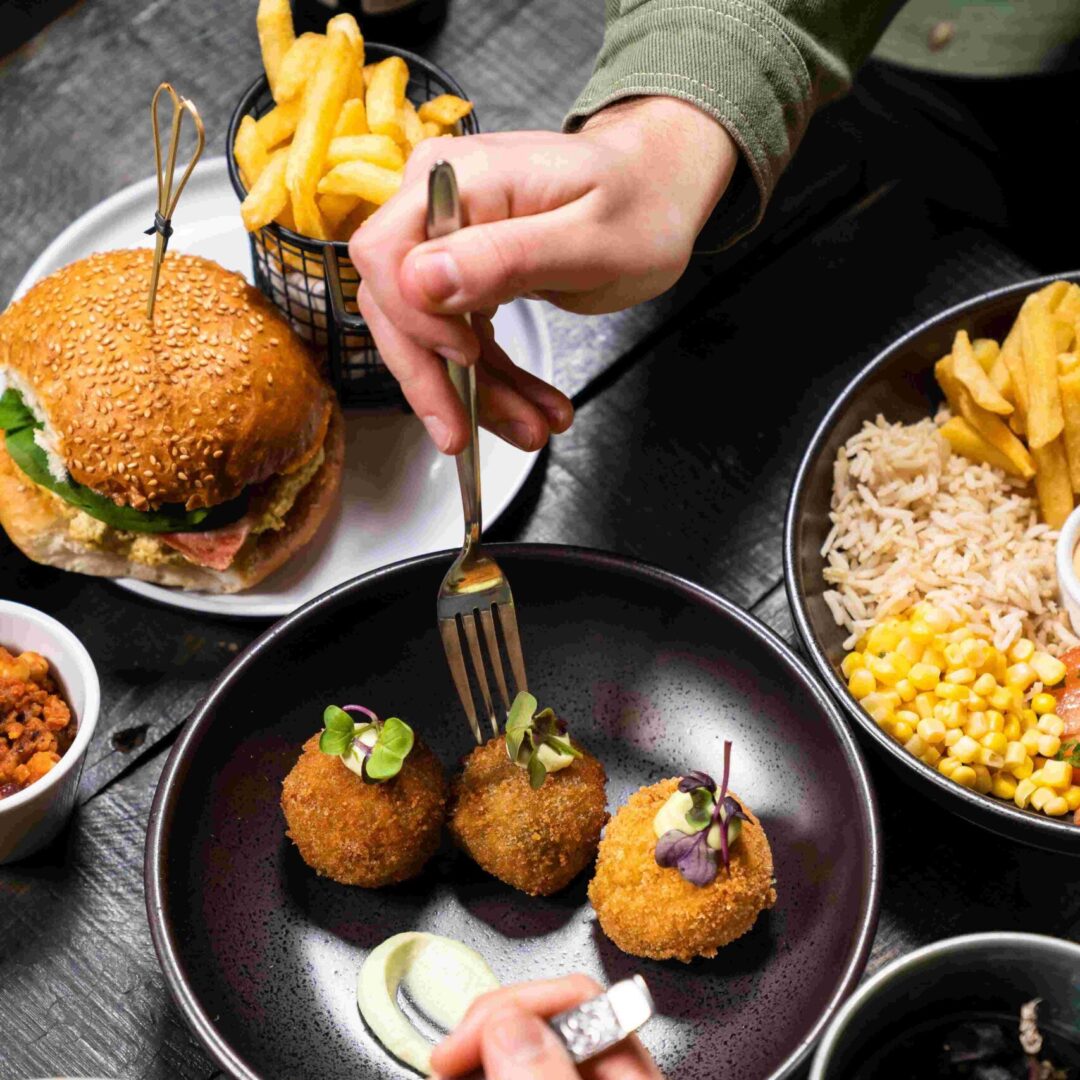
[565,0,901,246]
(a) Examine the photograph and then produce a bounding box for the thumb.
[478,1004,580,1080]
[399,207,612,316]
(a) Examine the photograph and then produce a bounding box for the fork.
[430,161,528,744]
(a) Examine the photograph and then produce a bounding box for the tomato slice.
[1051,646,1080,739]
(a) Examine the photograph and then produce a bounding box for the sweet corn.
[843,611,1075,823]
[1031,692,1057,714]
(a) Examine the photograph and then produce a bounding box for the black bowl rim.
[225,43,480,255]
[144,542,883,1080]
[784,271,1080,852]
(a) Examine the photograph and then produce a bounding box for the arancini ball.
[449,734,608,896]
[281,732,448,887]
[589,777,776,961]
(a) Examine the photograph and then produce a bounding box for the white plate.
[11,157,551,618]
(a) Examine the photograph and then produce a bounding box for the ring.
[548,975,656,1063]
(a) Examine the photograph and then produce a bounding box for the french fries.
[935,280,1080,525]
[242,1,473,242]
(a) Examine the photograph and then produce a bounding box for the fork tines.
[439,600,527,744]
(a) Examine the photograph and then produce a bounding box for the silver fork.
[430,161,528,744]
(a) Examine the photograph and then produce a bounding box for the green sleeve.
[565,0,901,246]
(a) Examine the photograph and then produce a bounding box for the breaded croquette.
[281,732,447,887]
[589,777,776,961]
[449,735,608,896]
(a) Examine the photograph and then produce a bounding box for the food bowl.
[0,600,100,863]
[784,272,1080,854]
[146,544,881,1080]
[810,932,1080,1078]
[226,46,480,410]
[1055,505,1080,632]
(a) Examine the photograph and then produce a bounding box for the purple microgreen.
[655,829,718,887]
[686,786,715,829]
[505,692,577,786]
[319,704,355,755]
[714,741,738,872]
[679,770,716,794]
[343,704,379,724]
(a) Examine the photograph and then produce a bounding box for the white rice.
[822,414,1078,655]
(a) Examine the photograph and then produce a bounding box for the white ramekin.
[1055,505,1080,635]
[0,600,100,863]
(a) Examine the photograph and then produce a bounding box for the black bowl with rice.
[784,272,1080,854]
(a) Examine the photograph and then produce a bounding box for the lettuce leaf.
[0,387,246,533]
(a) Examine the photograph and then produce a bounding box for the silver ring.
[548,976,656,1063]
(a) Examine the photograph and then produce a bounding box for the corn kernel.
[1014,777,1037,808]
[922,606,950,633]
[944,643,965,667]
[914,693,935,719]
[1031,692,1057,715]
[972,673,998,696]
[1037,734,1061,759]
[866,623,902,654]
[917,718,946,745]
[1040,760,1072,790]
[1004,741,1027,768]
[1031,652,1066,687]
[966,693,987,712]
[950,735,980,764]
[848,669,876,699]
[952,764,977,788]
[908,620,934,645]
[944,728,962,747]
[922,648,948,671]
[1031,786,1054,811]
[868,657,900,685]
[938,756,960,777]
[965,712,989,740]
[1006,663,1036,691]
[946,666,976,685]
[975,746,1004,769]
[841,652,864,679]
[992,774,1018,800]
[909,663,940,691]
[972,765,992,793]
[935,681,968,702]
[897,637,923,664]
[1036,714,1064,737]
[981,731,1008,754]
[985,710,1005,733]
[1065,786,1080,811]
[904,734,928,758]
[1021,729,1042,754]
[1003,716,1021,741]
[988,686,1014,711]
[1012,755,1034,780]
[963,640,990,669]
[892,719,914,743]
[895,678,917,703]
[1043,795,1069,816]
[923,746,942,767]
[1009,638,1035,662]
[946,626,974,644]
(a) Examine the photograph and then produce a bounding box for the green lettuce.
[0,387,246,533]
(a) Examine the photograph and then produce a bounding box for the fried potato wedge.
[233,115,269,189]
[240,147,289,232]
[255,100,301,149]
[1059,367,1080,492]
[317,158,403,205]
[939,416,1029,477]
[1021,300,1065,449]
[952,330,1012,415]
[1032,436,1074,528]
[326,134,405,171]
[275,32,326,103]
[257,0,296,101]
[366,56,409,142]
[334,97,368,137]
[418,94,473,126]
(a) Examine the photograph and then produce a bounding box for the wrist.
[579,96,738,234]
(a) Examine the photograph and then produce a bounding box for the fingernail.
[436,346,469,367]
[496,421,536,451]
[414,251,461,303]
[489,1010,546,1063]
[422,414,453,452]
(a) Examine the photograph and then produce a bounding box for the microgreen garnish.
[318,704,414,782]
[505,691,581,789]
[655,741,748,887]
[1055,740,1080,768]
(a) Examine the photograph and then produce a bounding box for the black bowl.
[145,545,881,1080]
[784,273,1080,855]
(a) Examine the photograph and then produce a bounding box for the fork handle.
[447,323,482,548]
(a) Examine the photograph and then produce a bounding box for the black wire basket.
[226,44,479,409]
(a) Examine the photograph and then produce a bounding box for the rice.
[821,414,1078,655]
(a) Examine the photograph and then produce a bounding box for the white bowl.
[0,600,100,863]
[1055,505,1080,634]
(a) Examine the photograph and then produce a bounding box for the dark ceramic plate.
[785,273,1080,855]
[145,545,881,1080]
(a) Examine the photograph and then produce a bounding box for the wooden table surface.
[2,3,1078,1078]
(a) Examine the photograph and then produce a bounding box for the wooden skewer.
[145,82,205,322]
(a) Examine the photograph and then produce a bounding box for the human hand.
[430,973,664,1080]
[350,96,737,454]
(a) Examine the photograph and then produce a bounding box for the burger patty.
[47,446,326,571]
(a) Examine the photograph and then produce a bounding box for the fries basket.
[227,45,479,409]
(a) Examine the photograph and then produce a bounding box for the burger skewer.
[145,83,205,321]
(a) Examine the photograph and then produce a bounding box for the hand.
[350,96,737,454]
[430,974,664,1080]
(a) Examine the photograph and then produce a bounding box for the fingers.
[479,1004,581,1080]
[431,975,600,1077]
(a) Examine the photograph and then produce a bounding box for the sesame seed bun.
[0,400,344,593]
[0,248,333,512]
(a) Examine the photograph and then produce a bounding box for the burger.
[0,248,344,593]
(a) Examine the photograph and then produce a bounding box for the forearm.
[566,0,902,245]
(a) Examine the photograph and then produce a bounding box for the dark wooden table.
[2,3,1078,1078]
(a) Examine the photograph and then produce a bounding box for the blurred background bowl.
[810,931,1080,1079]
[0,600,99,863]
[784,272,1080,854]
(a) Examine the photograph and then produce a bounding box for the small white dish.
[10,158,552,618]
[0,601,100,863]
[1055,505,1080,633]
